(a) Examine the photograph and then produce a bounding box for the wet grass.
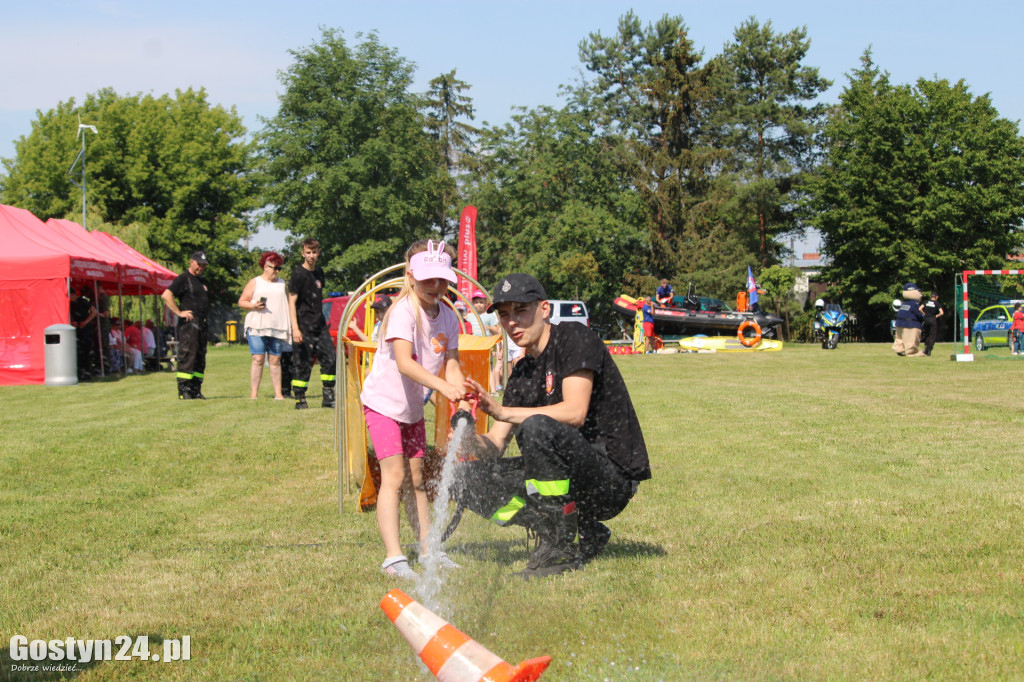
[2,341,1023,680]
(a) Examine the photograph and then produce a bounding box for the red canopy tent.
[90,231,178,293]
[0,205,185,385]
[0,205,77,385]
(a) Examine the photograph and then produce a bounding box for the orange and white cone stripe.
[380,589,551,682]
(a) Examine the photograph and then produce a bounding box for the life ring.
[737,319,762,347]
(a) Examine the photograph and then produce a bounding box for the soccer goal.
[957,269,1024,355]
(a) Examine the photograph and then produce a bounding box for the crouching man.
[451,274,651,579]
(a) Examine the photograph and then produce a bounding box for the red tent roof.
[46,218,132,285]
[0,205,72,280]
[90,231,179,292]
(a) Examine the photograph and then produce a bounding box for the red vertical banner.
[456,206,477,301]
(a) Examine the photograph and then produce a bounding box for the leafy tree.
[756,264,799,337]
[425,69,479,241]
[714,18,831,266]
[805,52,1024,337]
[1,87,257,301]
[257,28,441,288]
[577,11,726,277]
[464,102,647,328]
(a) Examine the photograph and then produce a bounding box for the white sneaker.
[381,555,419,581]
[424,551,461,570]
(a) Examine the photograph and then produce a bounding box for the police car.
[972,301,1023,350]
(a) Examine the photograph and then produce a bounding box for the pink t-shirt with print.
[359,296,460,424]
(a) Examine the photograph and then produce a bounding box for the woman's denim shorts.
[247,332,284,356]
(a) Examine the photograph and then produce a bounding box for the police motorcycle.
[813,298,849,350]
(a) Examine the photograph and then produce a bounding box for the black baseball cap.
[191,251,209,265]
[370,295,392,311]
[488,273,547,313]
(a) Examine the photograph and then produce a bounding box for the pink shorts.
[362,406,426,461]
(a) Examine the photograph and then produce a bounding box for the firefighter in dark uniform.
[69,287,98,380]
[161,251,210,400]
[451,274,651,579]
[287,238,336,409]
[921,291,944,356]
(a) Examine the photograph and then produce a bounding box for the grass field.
[2,341,1023,680]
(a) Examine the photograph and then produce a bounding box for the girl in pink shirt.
[359,240,467,580]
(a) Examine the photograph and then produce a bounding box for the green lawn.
[2,342,1023,680]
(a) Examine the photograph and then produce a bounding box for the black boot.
[321,386,335,408]
[294,388,308,410]
[190,378,206,400]
[578,518,611,563]
[177,378,194,400]
[515,500,580,580]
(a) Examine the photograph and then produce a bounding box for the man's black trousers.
[291,327,337,390]
[452,415,635,525]
[176,320,207,378]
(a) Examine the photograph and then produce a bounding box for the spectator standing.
[1012,302,1024,356]
[467,289,499,337]
[69,287,98,380]
[287,239,337,409]
[920,292,945,356]
[369,295,392,343]
[239,251,292,399]
[161,251,211,399]
[641,296,655,353]
[95,289,111,374]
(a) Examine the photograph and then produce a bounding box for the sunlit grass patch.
[2,342,1023,679]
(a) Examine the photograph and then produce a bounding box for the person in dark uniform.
[450,274,651,579]
[69,287,98,380]
[920,291,944,356]
[287,238,336,409]
[161,251,211,399]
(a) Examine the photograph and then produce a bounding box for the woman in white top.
[238,251,292,399]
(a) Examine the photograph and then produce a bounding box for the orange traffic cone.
[380,589,551,682]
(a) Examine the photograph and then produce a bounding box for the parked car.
[547,300,590,327]
[972,303,1017,350]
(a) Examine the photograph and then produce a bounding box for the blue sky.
[3,0,1022,248]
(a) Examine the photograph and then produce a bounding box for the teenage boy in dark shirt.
[287,238,336,409]
[452,274,651,579]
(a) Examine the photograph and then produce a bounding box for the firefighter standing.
[287,238,336,409]
[161,251,211,400]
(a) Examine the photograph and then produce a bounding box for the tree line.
[2,14,1022,338]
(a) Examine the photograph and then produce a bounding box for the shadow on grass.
[447,537,666,566]
[0,633,176,680]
